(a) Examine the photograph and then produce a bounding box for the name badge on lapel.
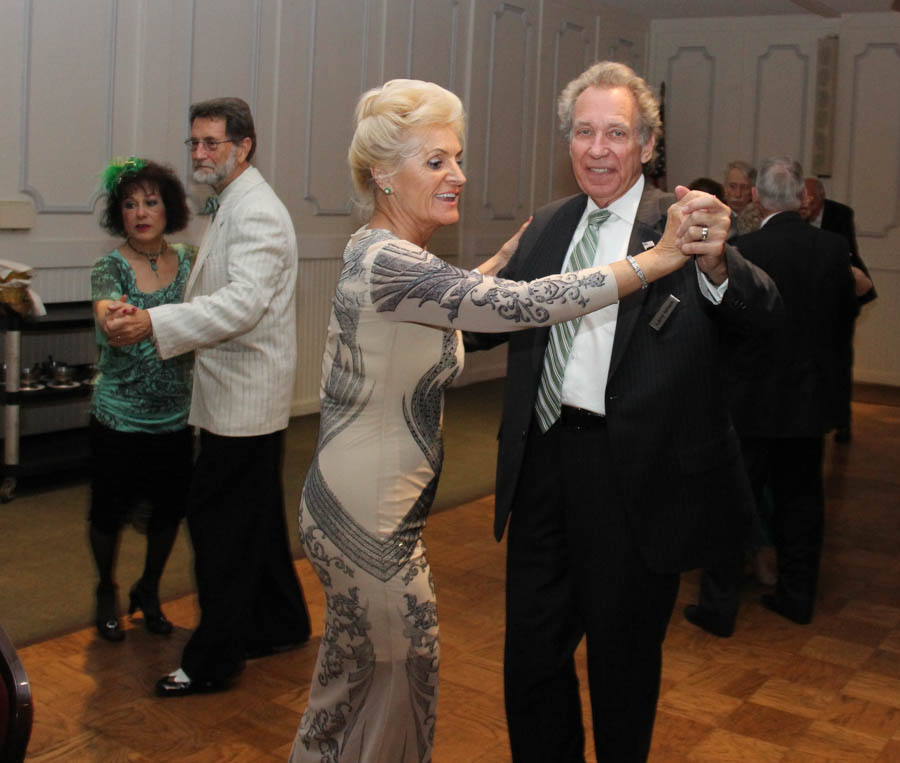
[649,294,680,332]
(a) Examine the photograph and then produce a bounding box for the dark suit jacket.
[821,198,876,304]
[470,184,782,574]
[726,212,858,438]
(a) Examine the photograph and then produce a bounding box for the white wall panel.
[664,47,715,187]
[460,0,539,265]
[408,0,462,89]
[534,5,595,207]
[20,0,116,213]
[189,0,261,107]
[481,2,534,222]
[0,0,648,415]
[752,45,809,162]
[649,13,900,385]
[846,43,900,239]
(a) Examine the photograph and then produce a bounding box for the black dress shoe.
[128,582,173,635]
[684,605,735,638]
[155,669,227,698]
[760,594,812,625]
[96,584,125,643]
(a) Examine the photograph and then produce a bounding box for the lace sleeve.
[367,238,617,333]
[91,254,126,302]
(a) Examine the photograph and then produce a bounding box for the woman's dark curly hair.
[100,160,190,237]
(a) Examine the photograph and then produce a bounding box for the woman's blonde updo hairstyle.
[348,79,465,214]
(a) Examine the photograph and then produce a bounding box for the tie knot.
[588,209,611,228]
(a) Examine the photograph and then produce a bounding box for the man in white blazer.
[108,97,310,696]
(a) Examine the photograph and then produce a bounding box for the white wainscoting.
[0,0,650,418]
[649,12,900,386]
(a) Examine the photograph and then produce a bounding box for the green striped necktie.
[534,208,611,433]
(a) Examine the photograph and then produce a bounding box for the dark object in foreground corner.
[0,620,33,763]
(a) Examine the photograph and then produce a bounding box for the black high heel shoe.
[129,582,173,635]
[96,583,125,642]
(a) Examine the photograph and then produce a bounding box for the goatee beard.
[193,147,238,188]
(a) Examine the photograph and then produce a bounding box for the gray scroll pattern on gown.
[298,583,375,762]
[403,591,439,760]
[370,241,609,325]
[303,228,444,582]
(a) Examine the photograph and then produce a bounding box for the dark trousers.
[698,436,825,624]
[181,429,310,683]
[504,415,680,762]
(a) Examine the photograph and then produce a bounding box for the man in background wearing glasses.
[107,97,310,697]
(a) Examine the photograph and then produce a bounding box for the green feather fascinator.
[100,156,147,196]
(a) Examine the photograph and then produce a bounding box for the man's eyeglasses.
[184,138,235,152]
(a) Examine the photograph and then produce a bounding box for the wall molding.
[546,19,590,205]
[405,0,461,89]
[752,44,809,165]
[850,42,900,237]
[19,0,117,214]
[666,46,715,176]
[481,2,532,220]
[301,0,364,216]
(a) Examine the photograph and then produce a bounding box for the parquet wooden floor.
[15,399,900,761]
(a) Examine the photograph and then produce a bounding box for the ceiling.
[598,0,895,19]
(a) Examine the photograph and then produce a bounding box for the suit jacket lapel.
[527,194,586,280]
[608,185,669,380]
[185,217,215,298]
[527,195,587,368]
[182,167,261,299]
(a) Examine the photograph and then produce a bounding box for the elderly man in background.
[467,61,781,761]
[725,160,762,235]
[107,97,310,697]
[801,177,876,442]
[685,157,857,638]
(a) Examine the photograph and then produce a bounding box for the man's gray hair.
[724,160,757,185]
[557,61,661,148]
[756,156,804,211]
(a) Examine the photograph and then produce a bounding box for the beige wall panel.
[661,47,715,187]
[834,17,900,385]
[741,28,820,170]
[845,44,899,240]
[189,0,259,105]
[649,23,743,185]
[595,5,647,76]
[384,0,464,90]
[462,0,539,261]
[533,5,595,207]
[21,0,114,213]
[649,13,900,385]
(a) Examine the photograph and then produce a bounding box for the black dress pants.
[698,436,825,624]
[181,429,311,683]
[504,414,680,762]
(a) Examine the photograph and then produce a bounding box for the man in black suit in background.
[801,177,876,442]
[686,158,857,637]
[467,61,781,761]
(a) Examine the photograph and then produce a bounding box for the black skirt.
[88,417,194,534]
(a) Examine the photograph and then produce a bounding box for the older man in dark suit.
[801,177,876,442]
[686,158,857,638]
[467,61,780,762]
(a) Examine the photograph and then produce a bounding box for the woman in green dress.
[90,158,195,642]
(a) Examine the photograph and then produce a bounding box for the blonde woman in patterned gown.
[291,79,731,762]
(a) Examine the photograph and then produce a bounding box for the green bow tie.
[201,196,219,219]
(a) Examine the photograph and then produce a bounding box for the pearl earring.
[383,186,392,195]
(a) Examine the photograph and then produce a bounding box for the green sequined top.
[91,244,196,433]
